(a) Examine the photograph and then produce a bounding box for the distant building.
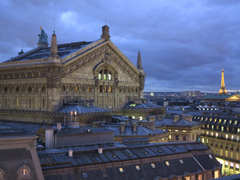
[103,121,169,144]
[0,125,44,180]
[203,94,240,102]
[193,114,240,175]
[155,114,202,142]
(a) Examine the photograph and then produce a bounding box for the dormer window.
[18,165,31,179]
[0,168,5,179]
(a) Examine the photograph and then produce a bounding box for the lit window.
[135,165,140,171]
[231,135,234,140]
[18,165,31,179]
[225,161,229,167]
[198,174,202,180]
[175,130,179,132]
[226,134,228,139]
[183,130,187,132]
[139,116,142,120]
[132,116,135,119]
[236,164,239,170]
[119,168,124,173]
[130,104,136,107]
[216,133,218,137]
[151,163,156,169]
[224,119,227,124]
[185,176,190,180]
[165,161,170,166]
[98,73,101,80]
[214,170,219,178]
[209,154,212,159]
[179,159,184,164]
[108,73,112,80]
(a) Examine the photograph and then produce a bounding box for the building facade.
[193,115,240,175]
[0,26,145,114]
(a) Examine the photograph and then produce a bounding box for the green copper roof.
[203,94,231,99]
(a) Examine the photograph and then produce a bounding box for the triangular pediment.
[62,39,142,82]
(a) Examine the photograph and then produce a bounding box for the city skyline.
[1,0,240,93]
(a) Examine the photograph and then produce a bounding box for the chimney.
[132,121,137,133]
[57,122,61,131]
[173,115,180,123]
[101,25,111,40]
[68,149,73,157]
[157,115,162,120]
[45,127,54,148]
[98,148,103,154]
[148,116,156,122]
[120,122,125,134]
[182,114,192,122]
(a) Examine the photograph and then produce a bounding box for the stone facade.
[0,25,145,114]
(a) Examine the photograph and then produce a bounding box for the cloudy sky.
[1,0,240,93]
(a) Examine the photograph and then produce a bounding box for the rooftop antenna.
[53,19,55,32]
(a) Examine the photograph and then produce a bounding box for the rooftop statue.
[38,26,48,44]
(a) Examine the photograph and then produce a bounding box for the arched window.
[75,86,79,93]
[16,87,20,92]
[28,87,32,92]
[42,86,46,92]
[87,86,91,93]
[98,69,113,80]
[18,165,31,179]
[0,168,5,179]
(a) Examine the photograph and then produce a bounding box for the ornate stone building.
[0,26,145,115]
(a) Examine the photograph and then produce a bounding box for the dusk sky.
[1,0,240,93]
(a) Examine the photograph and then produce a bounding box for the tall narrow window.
[29,98,31,108]
[43,99,45,108]
[16,98,19,108]
[109,86,112,93]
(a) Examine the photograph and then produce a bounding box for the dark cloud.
[0,0,240,92]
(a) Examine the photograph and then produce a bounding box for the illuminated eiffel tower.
[219,68,227,95]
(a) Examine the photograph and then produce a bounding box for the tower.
[219,68,227,95]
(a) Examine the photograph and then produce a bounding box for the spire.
[137,51,143,71]
[101,25,111,40]
[48,31,60,59]
[219,68,227,95]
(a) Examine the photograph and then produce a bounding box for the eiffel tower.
[219,68,227,95]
